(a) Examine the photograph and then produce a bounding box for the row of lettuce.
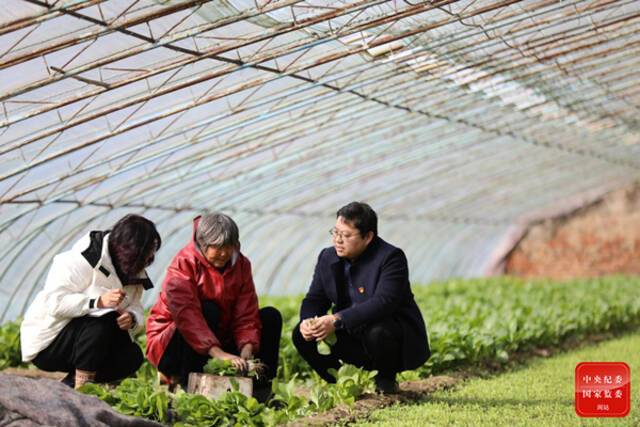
[269,275,640,382]
[79,363,375,426]
[1,276,639,426]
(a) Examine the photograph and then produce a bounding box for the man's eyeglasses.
[329,228,360,240]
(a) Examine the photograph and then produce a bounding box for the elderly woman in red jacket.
[146,213,281,398]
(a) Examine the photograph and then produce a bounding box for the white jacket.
[20,231,151,362]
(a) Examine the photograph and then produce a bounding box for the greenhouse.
[0,0,639,425]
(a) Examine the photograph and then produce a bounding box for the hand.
[306,314,336,341]
[299,319,316,342]
[240,343,253,360]
[208,346,248,372]
[116,311,134,330]
[98,289,126,308]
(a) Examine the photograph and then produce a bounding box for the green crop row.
[264,275,640,382]
[1,276,639,425]
[415,276,640,375]
[79,363,376,426]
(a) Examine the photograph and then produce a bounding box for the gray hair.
[196,213,240,250]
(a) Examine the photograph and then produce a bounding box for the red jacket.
[146,218,261,367]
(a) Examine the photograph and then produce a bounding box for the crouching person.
[146,213,282,401]
[21,214,161,389]
[293,202,430,393]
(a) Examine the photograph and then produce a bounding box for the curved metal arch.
[0,53,445,204]
[27,95,436,217]
[1,0,443,158]
[2,0,640,315]
[3,27,636,211]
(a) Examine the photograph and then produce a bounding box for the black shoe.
[375,376,399,394]
[61,372,75,388]
[252,385,272,404]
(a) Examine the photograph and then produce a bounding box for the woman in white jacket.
[20,214,161,389]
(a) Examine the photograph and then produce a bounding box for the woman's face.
[203,245,235,268]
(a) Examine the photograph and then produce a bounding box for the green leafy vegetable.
[203,358,239,376]
[0,320,26,370]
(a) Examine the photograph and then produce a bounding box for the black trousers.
[292,316,403,383]
[158,301,282,388]
[32,311,143,383]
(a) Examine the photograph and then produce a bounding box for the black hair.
[336,202,378,237]
[108,214,161,277]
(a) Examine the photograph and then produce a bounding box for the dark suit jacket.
[300,236,430,371]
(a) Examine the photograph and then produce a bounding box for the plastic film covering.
[1,0,639,321]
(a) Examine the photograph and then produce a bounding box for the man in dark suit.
[292,202,430,393]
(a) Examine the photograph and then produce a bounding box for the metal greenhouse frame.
[0,0,639,321]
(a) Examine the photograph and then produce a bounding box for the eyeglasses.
[329,228,360,240]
